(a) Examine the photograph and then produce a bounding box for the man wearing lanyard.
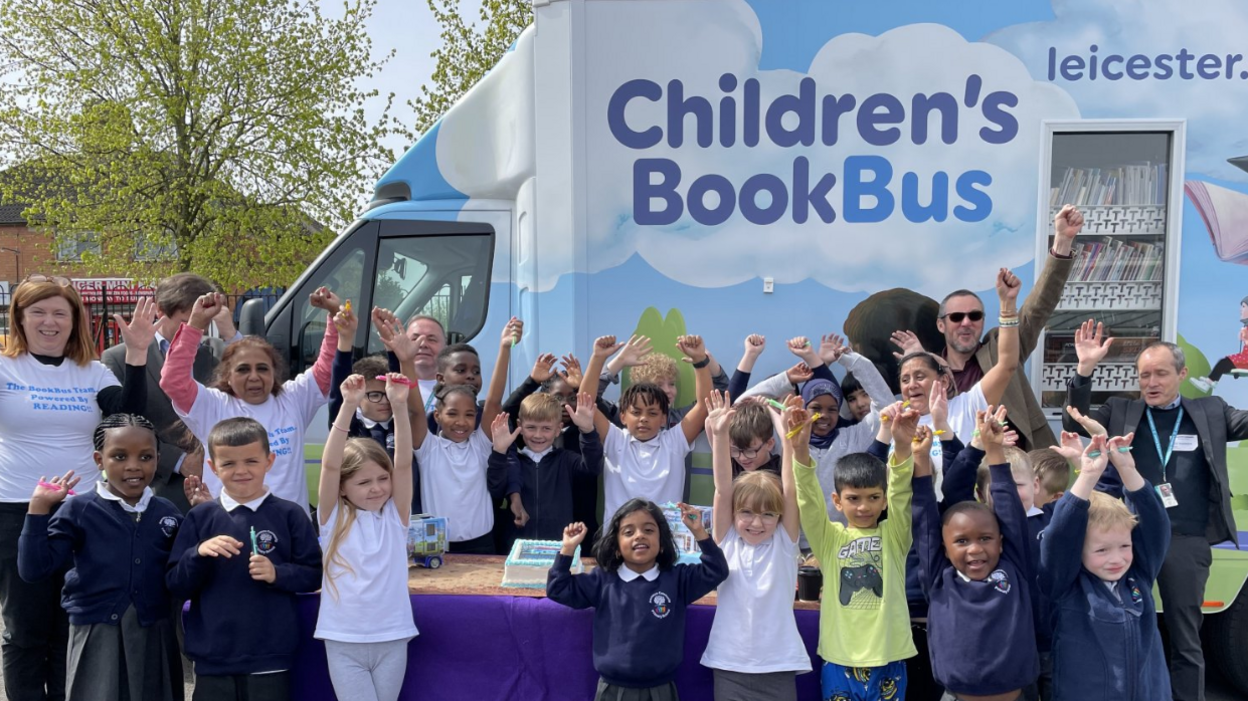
[1064,325,1248,701]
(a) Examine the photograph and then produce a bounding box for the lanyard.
[1145,406,1183,480]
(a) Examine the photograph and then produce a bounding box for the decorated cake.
[501,539,583,589]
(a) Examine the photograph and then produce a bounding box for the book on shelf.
[1183,180,1248,265]
[1049,162,1167,207]
[1065,237,1163,282]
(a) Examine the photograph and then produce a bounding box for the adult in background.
[406,314,446,412]
[0,274,153,701]
[1065,321,1248,701]
[103,272,234,512]
[892,205,1085,451]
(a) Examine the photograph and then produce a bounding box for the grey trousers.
[711,669,798,701]
[1156,533,1212,701]
[324,639,410,701]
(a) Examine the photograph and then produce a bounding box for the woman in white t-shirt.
[0,276,156,700]
[317,371,418,701]
[161,289,337,510]
[702,391,811,699]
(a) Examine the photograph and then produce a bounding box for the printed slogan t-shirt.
[0,354,120,500]
[795,452,917,667]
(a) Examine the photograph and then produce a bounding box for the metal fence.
[0,281,284,354]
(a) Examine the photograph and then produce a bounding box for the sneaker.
[1189,376,1215,393]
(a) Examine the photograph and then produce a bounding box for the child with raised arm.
[794,397,917,701]
[546,500,729,701]
[915,408,1039,701]
[315,373,418,701]
[404,318,521,553]
[166,417,322,701]
[582,334,714,522]
[486,391,603,541]
[1041,434,1171,701]
[701,391,811,699]
[19,415,184,701]
[160,288,339,510]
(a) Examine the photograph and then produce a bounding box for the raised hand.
[375,310,419,362]
[704,390,734,437]
[339,373,367,406]
[489,412,521,454]
[890,406,921,447]
[383,372,410,405]
[676,334,708,364]
[332,303,358,338]
[786,336,815,360]
[1073,319,1114,375]
[198,535,244,559]
[188,292,226,331]
[614,335,653,368]
[1065,404,1108,437]
[116,296,158,352]
[743,334,765,358]
[819,333,848,364]
[183,474,212,508]
[592,335,624,360]
[876,400,903,444]
[784,403,813,448]
[996,268,1022,304]
[561,522,588,555]
[1054,431,1085,462]
[890,330,925,360]
[501,317,523,349]
[929,378,949,431]
[309,286,341,315]
[1106,433,1137,470]
[678,502,708,539]
[30,470,79,513]
[912,426,934,476]
[1079,434,1110,481]
[530,353,558,383]
[977,407,1006,447]
[567,392,596,433]
[1054,204,1085,243]
[785,362,813,385]
[558,354,583,389]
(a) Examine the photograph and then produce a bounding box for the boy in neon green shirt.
[790,400,918,701]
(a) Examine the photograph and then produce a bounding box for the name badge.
[1173,434,1199,452]
[1156,483,1179,508]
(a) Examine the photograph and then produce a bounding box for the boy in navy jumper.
[167,417,322,701]
[487,391,603,543]
[1040,433,1171,701]
[915,408,1039,700]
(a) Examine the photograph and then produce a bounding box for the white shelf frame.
[1031,119,1186,417]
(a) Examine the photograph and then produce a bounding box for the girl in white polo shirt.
[701,391,811,700]
[316,373,418,701]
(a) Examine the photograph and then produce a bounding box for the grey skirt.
[711,669,798,701]
[66,605,183,701]
[594,678,680,701]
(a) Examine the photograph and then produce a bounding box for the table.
[290,555,826,700]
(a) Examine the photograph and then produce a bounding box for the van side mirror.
[238,298,266,337]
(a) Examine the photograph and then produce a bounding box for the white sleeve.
[469,429,493,471]
[603,423,627,464]
[179,386,234,442]
[415,431,445,464]
[92,362,121,390]
[283,370,330,427]
[837,352,894,410]
[736,371,793,402]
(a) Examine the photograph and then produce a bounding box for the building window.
[55,232,101,262]
[133,233,178,262]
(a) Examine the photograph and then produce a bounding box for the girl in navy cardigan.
[547,499,729,701]
[18,414,183,701]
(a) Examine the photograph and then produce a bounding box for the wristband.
[691,357,710,369]
[331,424,350,433]
[1049,246,1075,260]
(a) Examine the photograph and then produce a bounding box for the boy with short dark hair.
[1041,433,1171,701]
[487,391,603,542]
[915,409,1039,700]
[727,401,779,477]
[166,417,323,701]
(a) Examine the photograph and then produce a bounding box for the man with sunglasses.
[896,205,1085,451]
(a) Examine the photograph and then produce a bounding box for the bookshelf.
[1032,122,1186,418]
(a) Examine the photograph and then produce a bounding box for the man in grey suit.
[1065,322,1248,701]
[102,273,233,512]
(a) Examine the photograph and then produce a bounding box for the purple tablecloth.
[291,593,824,700]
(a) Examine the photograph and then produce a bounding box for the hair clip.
[37,480,76,496]
[375,375,417,387]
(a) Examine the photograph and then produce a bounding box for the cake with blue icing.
[501,539,583,589]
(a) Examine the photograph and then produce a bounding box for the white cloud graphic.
[987,0,1248,181]
[438,2,1081,295]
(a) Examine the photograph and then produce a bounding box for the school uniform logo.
[159,516,179,538]
[255,530,278,555]
[1128,578,1143,604]
[649,591,671,619]
[987,569,1011,594]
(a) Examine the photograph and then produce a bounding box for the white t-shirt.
[701,526,811,674]
[414,429,493,542]
[0,355,120,501]
[917,382,988,498]
[315,500,418,644]
[602,425,692,521]
[178,370,327,511]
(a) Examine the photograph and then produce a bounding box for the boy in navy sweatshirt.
[167,417,322,701]
[915,408,1039,699]
[1040,433,1170,701]
[487,391,603,543]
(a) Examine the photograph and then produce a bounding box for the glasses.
[24,274,72,287]
[736,509,780,523]
[730,446,764,461]
[365,391,388,404]
[939,310,984,324]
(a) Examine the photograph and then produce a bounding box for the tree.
[0,0,406,290]
[411,0,531,137]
